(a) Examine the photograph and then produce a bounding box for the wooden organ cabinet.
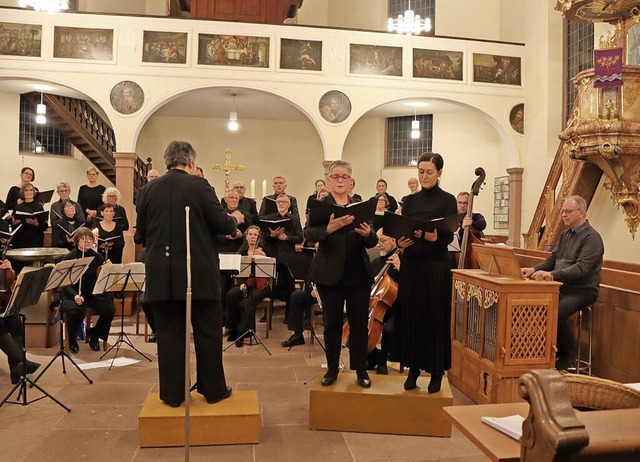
[448,245,561,404]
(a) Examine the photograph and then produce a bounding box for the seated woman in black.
[94,204,125,264]
[52,199,86,250]
[225,225,272,347]
[60,228,115,353]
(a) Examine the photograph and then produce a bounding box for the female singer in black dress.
[52,199,86,250]
[12,183,48,249]
[97,187,129,231]
[94,204,124,264]
[77,166,106,224]
[306,160,378,388]
[5,167,37,212]
[392,152,457,393]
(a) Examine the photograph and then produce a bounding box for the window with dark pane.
[19,95,72,155]
[389,0,435,35]
[565,20,593,124]
[386,114,433,166]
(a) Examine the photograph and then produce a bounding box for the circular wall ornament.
[319,90,351,123]
[510,103,524,135]
[110,81,144,115]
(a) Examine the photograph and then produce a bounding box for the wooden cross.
[211,148,245,195]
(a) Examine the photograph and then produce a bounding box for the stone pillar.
[114,152,137,263]
[507,167,524,248]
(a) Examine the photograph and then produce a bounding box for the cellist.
[449,191,487,268]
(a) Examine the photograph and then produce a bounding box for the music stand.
[32,257,95,386]
[223,256,275,355]
[0,266,71,412]
[93,262,152,368]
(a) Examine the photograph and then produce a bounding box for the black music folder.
[259,217,291,232]
[34,189,54,204]
[13,210,48,220]
[261,196,278,216]
[56,224,84,238]
[307,197,376,232]
[0,224,22,238]
[382,211,465,241]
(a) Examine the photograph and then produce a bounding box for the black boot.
[404,368,420,390]
[428,372,443,393]
[0,333,41,384]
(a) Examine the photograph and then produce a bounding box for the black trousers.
[317,284,369,372]
[286,289,317,334]
[61,295,115,341]
[557,288,598,361]
[151,299,227,405]
[225,286,270,337]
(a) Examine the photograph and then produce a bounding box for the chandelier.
[388,0,431,36]
[19,0,69,14]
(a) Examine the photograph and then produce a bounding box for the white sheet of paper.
[78,357,141,370]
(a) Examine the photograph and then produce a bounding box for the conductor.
[135,140,238,408]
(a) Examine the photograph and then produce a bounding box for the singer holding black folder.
[11,183,48,251]
[93,204,124,264]
[52,199,86,250]
[391,152,457,394]
[306,160,378,389]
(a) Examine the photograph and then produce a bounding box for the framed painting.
[413,48,463,81]
[349,43,402,76]
[510,104,524,134]
[0,22,42,57]
[280,38,322,71]
[319,91,351,124]
[142,31,187,64]
[110,81,144,115]
[473,53,521,85]
[198,34,269,68]
[53,26,114,61]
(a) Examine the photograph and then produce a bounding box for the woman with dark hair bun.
[392,152,457,393]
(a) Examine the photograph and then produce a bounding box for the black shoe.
[376,362,388,375]
[207,386,233,404]
[87,329,100,352]
[10,360,41,384]
[321,369,339,386]
[258,315,267,323]
[428,373,443,394]
[164,400,183,408]
[226,332,237,342]
[555,355,576,371]
[69,338,79,354]
[235,338,244,348]
[356,370,371,388]
[404,368,420,390]
[366,348,380,370]
[148,332,157,343]
[281,333,304,348]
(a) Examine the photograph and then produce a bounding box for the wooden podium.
[448,244,560,404]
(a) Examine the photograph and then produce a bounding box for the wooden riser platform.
[309,372,453,437]
[138,390,260,447]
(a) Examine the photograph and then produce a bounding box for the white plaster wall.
[436,0,500,40]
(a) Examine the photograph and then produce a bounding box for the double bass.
[457,167,486,270]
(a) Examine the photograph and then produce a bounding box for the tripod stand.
[96,263,151,369]
[32,256,95,385]
[0,266,71,411]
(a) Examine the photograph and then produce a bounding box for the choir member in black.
[347,178,362,202]
[225,226,272,347]
[5,167,37,212]
[218,189,250,254]
[60,228,115,353]
[77,166,106,223]
[261,194,303,323]
[97,187,129,231]
[259,176,300,219]
[52,199,86,250]
[372,194,388,232]
[306,160,378,388]
[50,181,85,224]
[366,229,400,375]
[0,259,41,383]
[305,178,326,212]
[11,183,48,249]
[221,181,258,226]
[401,177,419,203]
[371,179,398,213]
[94,204,125,264]
[392,152,457,393]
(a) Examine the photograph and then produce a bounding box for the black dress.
[95,222,125,264]
[77,184,106,215]
[12,201,48,248]
[6,185,39,212]
[391,185,457,376]
[96,204,129,231]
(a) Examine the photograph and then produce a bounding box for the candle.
[262,179,267,198]
[250,179,255,198]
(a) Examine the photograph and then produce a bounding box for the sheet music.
[93,262,146,294]
[238,256,276,278]
[219,253,241,272]
[44,256,95,291]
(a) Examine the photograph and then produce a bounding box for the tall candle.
[250,179,255,198]
[262,179,267,198]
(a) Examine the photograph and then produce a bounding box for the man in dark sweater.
[521,195,604,370]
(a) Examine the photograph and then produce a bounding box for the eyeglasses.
[329,174,351,181]
[560,208,579,215]
[276,200,290,204]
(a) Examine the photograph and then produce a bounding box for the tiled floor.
[0,312,490,461]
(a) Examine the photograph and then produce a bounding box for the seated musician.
[281,282,318,348]
[225,225,272,347]
[521,195,604,370]
[52,199,86,250]
[366,229,400,375]
[450,191,487,268]
[60,228,115,353]
[261,194,303,323]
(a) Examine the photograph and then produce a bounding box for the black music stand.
[94,263,152,369]
[32,257,95,385]
[0,266,71,412]
[224,256,275,355]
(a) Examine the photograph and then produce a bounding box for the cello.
[457,167,486,270]
[0,236,16,306]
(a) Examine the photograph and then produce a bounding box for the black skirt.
[391,251,452,374]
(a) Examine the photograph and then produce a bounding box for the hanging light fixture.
[19,0,69,14]
[228,93,239,132]
[33,139,45,153]
[388,0,431,36]
[36,91,47,125]
[411,107,420,139]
